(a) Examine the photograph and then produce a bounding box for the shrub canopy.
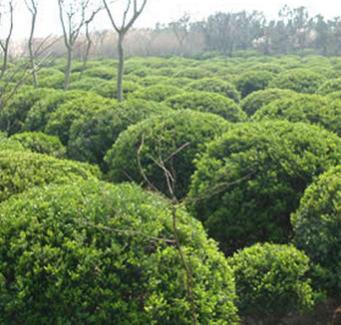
[189,121,341,254]
[0,181,239,325]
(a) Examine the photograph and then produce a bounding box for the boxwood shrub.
[164,91,246,122]
[105,110,229,199]
[0,181,239,325]
[228,243,315,324]
[188,121,341,254]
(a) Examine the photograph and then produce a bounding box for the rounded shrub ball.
[317,77,341,95]
[292,165,341,294]
[228,243,315,323]
[10,132,66,158]
[0,150,100,202]
[235,71,276,98]
[241,88,296,117]
[268,69,326,94]
[129,84,183,102]
[67,99,172,167]
[186,78,241,103]
[188,121,341,255]
[0,181,239,325]
[164,91,246,122]
[105,110,229,199]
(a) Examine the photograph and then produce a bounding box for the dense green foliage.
[189,121,341,254]
[317,77,341,95]
[130,84,183,102]
[105,110,229,198]
[0,181,239,325]
[241,88,296,116]
[252,95,341,136]
[164,91,246,121]
[68,99,171,167]
[0,150,100,202]
[268,69,326,93]
[228,243,315,323]
[186,78,241,103]
[292,165,341,295]
[10,132,66,158]
[235,71,275,98]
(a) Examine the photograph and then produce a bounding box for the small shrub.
[235,71,275,98]
[105,110,229,199]
[67,99,171,167]
[164,91,246,122]
[268,69,326,94]
[241,88,296,116]
[228,243,315,324]
[10,132,66,158]
[186,78,241,103]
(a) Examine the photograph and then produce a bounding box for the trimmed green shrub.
[186,78,241,103]
[292,165,341,294]
[268,69,326,94]
[241,88,296,116]
[67,99,171,167]
[0,87,56,135]
[10,132,66,158]
[83,66,116,80]
[235,71,275,98]
[173,67,213,79]
[44,96,115,145]
[189,121,341,255]
[0,132,27,152]
[39,73,81,89]
[252,95,341,136]
[130,84,183,102]
[164,92,246,122]
[105,110,229,199]
[138,76,172,87]
[228,243,315,324]
[0,150,100,202]
[0,181,239,325]
[24,90,102,132]
[317,77,341,95]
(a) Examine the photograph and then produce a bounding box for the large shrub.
[0,150,100,202]
[241,88,296,117]
[316,77,341,95]
[189,121,341,255]
[24,90,102,132]
[10,132,66,158]
[164,92,246,122]
[186,78,241,103]
[105,110,229,199]
[67,99,171,167]
[268,69,326,94]
[252,95,341,136]
[228,243,315,324]
[0,87,56,135]
[129,84,183,102]
[235,71,275,98]
[0,181,239,325]
[44,96,115,145]
[292,165,341,294]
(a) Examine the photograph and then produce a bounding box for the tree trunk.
[117,32,125,102]
[28,12,38,89]
[64,47,72,91]
[0,49,8,82]
[79,23,92,81]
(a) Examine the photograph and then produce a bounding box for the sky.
[9,0,341,40]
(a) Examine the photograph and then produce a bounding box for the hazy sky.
[10,0,341,39]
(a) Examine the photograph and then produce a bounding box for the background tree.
[102,0,149,102]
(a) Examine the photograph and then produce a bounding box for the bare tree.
[57,0,101,90]
[24,0,38,88]
[79,6,103,81]
[168,13,191,55]
[102,0,149,102]
[0,1,14,82]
